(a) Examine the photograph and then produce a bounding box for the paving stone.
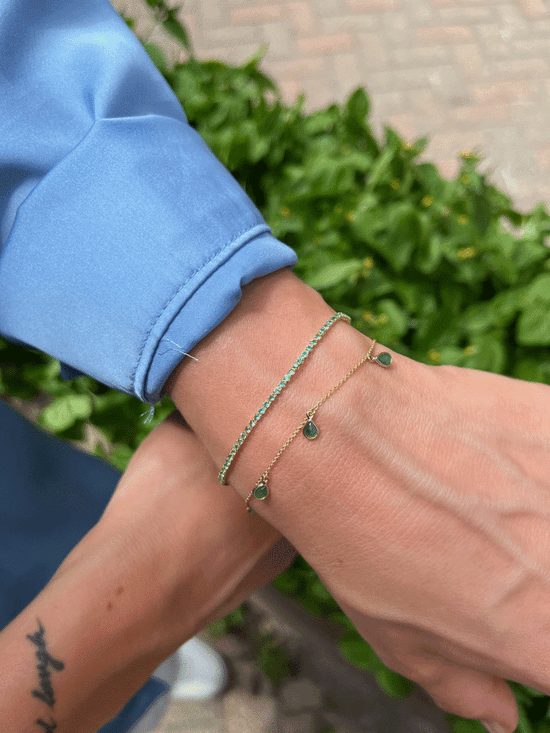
[322,710,364,733]
[232,658,265,694]
[279,677,324,712]
[277,711,319,733]
[210,632,251,660]
[223,689,278,733]
[518,0,549,17]
[155,698,225,733]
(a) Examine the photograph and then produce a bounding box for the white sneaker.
[171,636,228,700]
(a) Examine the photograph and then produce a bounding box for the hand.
[250,358,550,733]
[164,267,549,733]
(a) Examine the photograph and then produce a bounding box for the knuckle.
[406,657,445,686]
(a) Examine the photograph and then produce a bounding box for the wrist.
[164,267,403,530]
[165,267,328,455]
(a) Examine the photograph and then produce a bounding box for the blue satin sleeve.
[0,0,298,408]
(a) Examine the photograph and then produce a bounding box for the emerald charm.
[375,352,392,367]
[303,420,319,440]
[253,483,269,500]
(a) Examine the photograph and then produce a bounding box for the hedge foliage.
[2,2,550,731]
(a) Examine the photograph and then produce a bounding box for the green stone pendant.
[253,483,269,500]
[303,420,319,440]
[374,352,392,367]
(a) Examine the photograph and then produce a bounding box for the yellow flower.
[391,180,400,189]
[428,349,441,363]
[457,214,468,224]
[363,311,374,322]
[280,206,290,216]
[458,246,476,259]
[363,257,374,269]
[461,150,473,158]
[377,313,388,324]
[464,345,477,355]
[460,175,470,184]
[422,195,433,207]
[345,211,356,222]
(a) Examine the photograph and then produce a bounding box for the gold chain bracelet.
[245,339,392,513]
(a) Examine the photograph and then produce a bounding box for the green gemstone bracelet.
[217,312,352,486]
[244,338,392,514]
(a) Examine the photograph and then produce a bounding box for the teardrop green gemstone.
[303,420,319,440]
[253,483,269,500]
[375,352,392,367]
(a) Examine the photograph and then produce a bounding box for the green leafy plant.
[3,3,550,731]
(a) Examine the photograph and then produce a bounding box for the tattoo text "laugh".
[27,618,65,731]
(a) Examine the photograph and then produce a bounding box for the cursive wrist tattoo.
[26,618,65,731]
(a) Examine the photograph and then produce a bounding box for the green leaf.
[366,146,395,190]
[446,717,488,733]
[513,357,550,384]
[410,134,429,156]
[345,86,370,125]
[415,162,448,201]
[385,208,420,273]
[416,233,443,273]
[303,108,340,136]
[438,346,469,366]
[308,577,333,602]
[517,704,537,733]
[459,302,496,333]
[525,273,550,302]
[304,259,362,290]
[517,304,550,346]
[243,43,271,74]
[256,635,292,689]
[272,571,301,594]
[491,287,523,325]
[338,631,381,670]
[375,666,415,699]
[468,332,506,374]
[484,250,519,284]
[472,192,491,235]
[162,13,192,53]
[375,298,409,339]
[39,395,92,433]
[143,43,167,73]
[108,444,135,472]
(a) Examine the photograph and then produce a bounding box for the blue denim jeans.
[0,398,172,732]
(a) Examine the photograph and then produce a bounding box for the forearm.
[0,419,296,732]
[0,520,176,732]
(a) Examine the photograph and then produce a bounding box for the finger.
[425,667,518,733]
[374,643,519,733]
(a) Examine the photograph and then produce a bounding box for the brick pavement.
[113,0,550,214]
